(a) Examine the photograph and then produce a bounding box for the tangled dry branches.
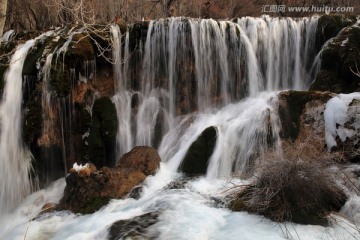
[230,159,347,225]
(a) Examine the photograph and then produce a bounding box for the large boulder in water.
[117,146,161,175]
[179,126,217,175]
[108,212,159,240]
[58,146,160,214]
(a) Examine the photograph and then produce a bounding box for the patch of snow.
[72,163,89,172]
[324,93,360,150]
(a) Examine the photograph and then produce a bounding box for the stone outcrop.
[278,91,334,141]
[315,15,357,52]
[179,126,217,175]
[312,19,360,93]
[108,212,159,240]
[58,146,160,214]
[87,97,118,168]
[117,146,161,175]
[277,90,360,163]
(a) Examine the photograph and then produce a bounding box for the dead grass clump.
[230,159,347,225]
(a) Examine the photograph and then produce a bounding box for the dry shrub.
[230,159,347,225]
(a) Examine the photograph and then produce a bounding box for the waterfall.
[0,39,40,214]
[111,25,134,159]
[238,16,319,90]
[112,16,319,175]
[112,91,133,159]
[3,16,360,240]
[111,24,123,91]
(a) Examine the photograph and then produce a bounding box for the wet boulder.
[108,212,159,240]
[179,126,217,175]
[58,147,161,214]
[117,146,161,175]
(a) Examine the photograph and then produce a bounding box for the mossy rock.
[49,32,96,97]
[92,97,118,139]
[312,23,360,93]
[23,87,43,143]
[316,14,356,51]
[79,108,92,162]
[66,33,95,61]
[79,107,92,133]
[179,126,217,175]
[49,60,72,97]
[88,97,118,167]
[310,70,341,92]
[318,42,341,71]
[79,196,110,214]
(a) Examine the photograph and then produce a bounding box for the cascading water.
[0,31,53,214]
[5,16,359,240]
[158,92,282,178]
[112,16,319,175]
[238,16,319,90]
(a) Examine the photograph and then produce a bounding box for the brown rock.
[87,163,97,173]
[79,167,91,177]
[117,146,160,175]
[100,168,147,199]
[58,147,161,214]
